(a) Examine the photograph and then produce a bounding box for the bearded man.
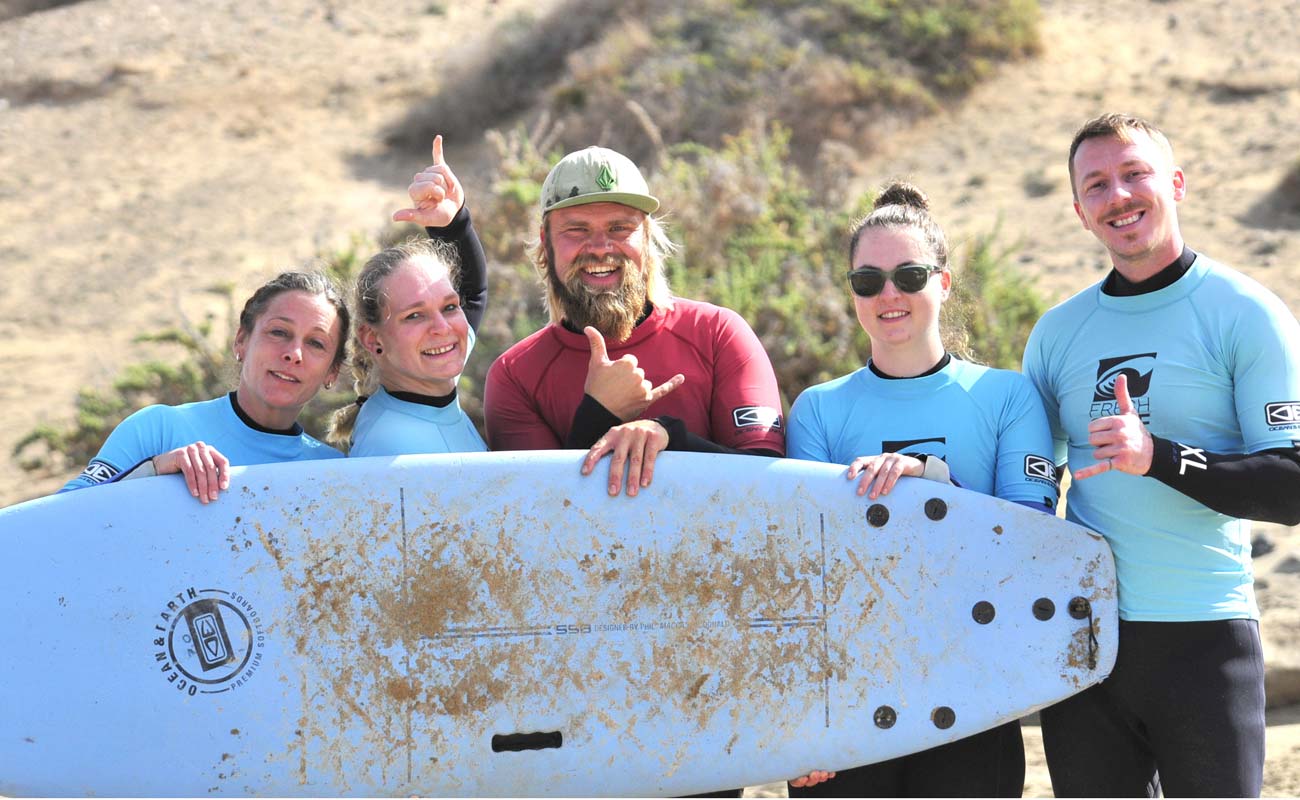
[484,146,785,494]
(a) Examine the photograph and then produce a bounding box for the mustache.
[568,253,636,272]
[1104,204,1145,221]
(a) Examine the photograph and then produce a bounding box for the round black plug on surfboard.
[873,706,897,729]
[924,498,947,521]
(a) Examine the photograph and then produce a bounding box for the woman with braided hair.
[329,136,488,457]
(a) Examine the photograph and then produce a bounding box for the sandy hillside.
[2,0,1299,795]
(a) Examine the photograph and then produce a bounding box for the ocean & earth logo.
[150,587,265,697]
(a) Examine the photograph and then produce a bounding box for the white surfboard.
[0,451,1115,796]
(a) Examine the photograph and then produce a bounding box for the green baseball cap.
[540,146,660,215]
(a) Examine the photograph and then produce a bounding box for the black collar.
[228,392,302,436]
[388,387,457,408]
[1102,246,1197,297]
[869,352,952,380]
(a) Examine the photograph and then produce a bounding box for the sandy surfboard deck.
[0,451,1115,796]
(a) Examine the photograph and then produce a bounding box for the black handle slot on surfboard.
[492,731,563,752]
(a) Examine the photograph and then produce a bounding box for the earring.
[324,381,334,390]
[375,345,383,355]
[235,353,242,362]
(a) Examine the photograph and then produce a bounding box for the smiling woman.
[58,271,350,504]
[333,236,488,458]
[784,181,1059,799]
[327,135,490,458]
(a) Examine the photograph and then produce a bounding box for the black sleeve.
[564,395,622,449]
[1145,436,1300,525]
[563,397,780,457]
[655,415,782,458]
[426,205,487,333]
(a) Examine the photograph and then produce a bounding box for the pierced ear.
[357,323,380,355]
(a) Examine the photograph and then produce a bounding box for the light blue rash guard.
[349,321,486,457]
[348,385,487,458]
[1023,253,1300,621]
[61,394,343,491]
[787,357,1058,507]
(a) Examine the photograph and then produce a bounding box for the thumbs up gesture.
[392,134,465,228]
[1074,373,1154,480]
[583,326,685,421]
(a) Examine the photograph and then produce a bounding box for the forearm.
[656,415,781,457]
[425,205,488,331]
[565,395,622,450]
[1145,436,1300,525]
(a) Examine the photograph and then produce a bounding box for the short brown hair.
[1067,113,1175,198]
[238,271,350,370]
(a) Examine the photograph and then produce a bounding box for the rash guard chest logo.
[882,437,946,461]
[1092,353,1156,422]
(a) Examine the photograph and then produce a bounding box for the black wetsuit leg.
[681,788,741,798]
[788,720,1024,798]
[1041,619,1265,798]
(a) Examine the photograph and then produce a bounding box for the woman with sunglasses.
[785,182,1057,798]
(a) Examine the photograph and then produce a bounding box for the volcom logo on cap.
[596,164,616,191]
[733,406,781,429]
[1024,455,1058,486]
[78,459,119,485]
[882,437,947,461]
[1266,402,1300,430]
[1091,353,1156,422]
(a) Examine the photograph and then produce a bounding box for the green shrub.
[945,227,1047,369]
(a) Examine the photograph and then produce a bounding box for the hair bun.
[873,181,929,212]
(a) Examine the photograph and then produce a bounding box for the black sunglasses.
[846,264,943,298]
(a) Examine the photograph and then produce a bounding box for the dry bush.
[381,0,629,152]
[385,0,1042,169]
[1273,160,1300,216]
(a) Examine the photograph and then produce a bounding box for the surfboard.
[0,451,1115,797]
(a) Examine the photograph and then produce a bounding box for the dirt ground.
[2,0,1298,795]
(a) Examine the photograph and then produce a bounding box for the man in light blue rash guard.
[329,135,488,457]
[1023,113,1300,798]
[786,182,1057,799]
[62,271,349,501]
